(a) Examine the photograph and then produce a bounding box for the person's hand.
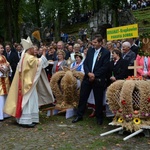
[142,73,148,78]
[88,72,95,82]
[142,73,148,80]
[42,46,47,55]
[0,65,4,73]
[5,63,10,68]
[88,72,94,78]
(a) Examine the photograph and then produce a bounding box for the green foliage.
[132,7,150,34]
[138,32,150,56]
[0,0,150,42]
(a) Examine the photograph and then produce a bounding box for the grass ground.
[1,110,150,150]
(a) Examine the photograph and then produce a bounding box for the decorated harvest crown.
[21,36,34,51]
[138,33,150,56]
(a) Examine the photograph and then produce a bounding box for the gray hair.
[122,41,131,48]
[73,43,80,48]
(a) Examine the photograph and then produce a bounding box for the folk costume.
[52,60,68,75]
[4,37,54,126]
[70,52,84,62]
[70,60,84,74]
[136,54,150,78]
[0,55,11,120]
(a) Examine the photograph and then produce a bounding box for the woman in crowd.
[45,46,57,81]
[108,49,129,84]
[52,50,68,75]
[70,52,84,73]
[136,54,150,79]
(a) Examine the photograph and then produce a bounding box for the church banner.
[107,24,138,41]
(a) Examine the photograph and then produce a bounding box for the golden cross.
[128,60,142,76]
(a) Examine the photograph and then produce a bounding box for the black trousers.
[77,78,104,120]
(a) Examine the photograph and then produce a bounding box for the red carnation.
[147,98,150,103]
[121,100,126,105]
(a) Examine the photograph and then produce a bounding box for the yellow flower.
[133,118,141,125]
[118,117,124,123]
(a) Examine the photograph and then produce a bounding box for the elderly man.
[122,41,136,76]
[106,41,114,61]
[127,38,139,56]
[70,43,84,62]
[57,41,70,60]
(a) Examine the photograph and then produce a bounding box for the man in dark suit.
[16,43,23,60]
[127,38,139,56]
[4,44,19,82]
[72,36,110,125]
[122,41,136,76]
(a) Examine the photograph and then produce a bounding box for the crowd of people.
[0,34,149,128]
[130,0,150,10]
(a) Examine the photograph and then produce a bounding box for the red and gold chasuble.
[0,55,10,95]
[4,53,38,117]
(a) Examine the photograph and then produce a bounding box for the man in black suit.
[15,44,23,60]
[4,44,19,82]
[127,38,139,56]
[72,36,110,125]
[122,41,136,76]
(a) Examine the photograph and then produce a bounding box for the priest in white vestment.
[4,37,54,128]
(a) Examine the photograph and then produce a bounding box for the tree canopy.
[0,0,129,43]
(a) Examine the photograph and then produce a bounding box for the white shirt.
[144,56,148,74]
[92,48,101,72]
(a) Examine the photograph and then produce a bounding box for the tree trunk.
[12,0,21,42]
[4,0,12,42]
[96,0,101,11]
[35,0,41,28]
[113,8,119,27]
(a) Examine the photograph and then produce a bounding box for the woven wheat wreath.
[50,67,84,109]
[107,80,150,132]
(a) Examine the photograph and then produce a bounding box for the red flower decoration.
[147,97,150,103]
[121,100,126,105]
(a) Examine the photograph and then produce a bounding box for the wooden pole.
[100,127,123,136]
[123,129,144,141]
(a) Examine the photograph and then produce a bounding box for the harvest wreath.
[106,78,150,132]
[50,67,84,109]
